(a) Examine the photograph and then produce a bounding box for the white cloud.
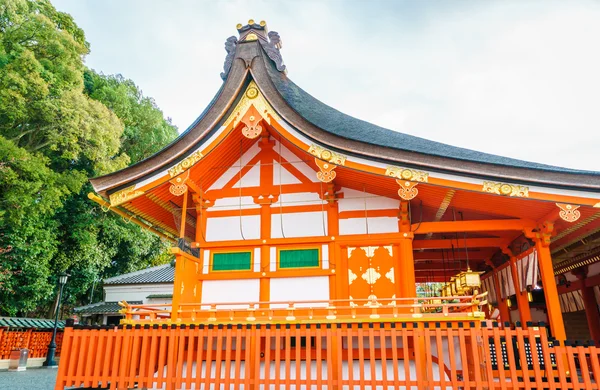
[53,0,600,170]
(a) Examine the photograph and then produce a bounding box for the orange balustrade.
[55,321,600,390]
[117,293,488,325]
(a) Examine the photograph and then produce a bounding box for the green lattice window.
[212,251,252,271]
[279,248,320,269]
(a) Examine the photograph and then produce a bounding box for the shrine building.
[55,21,600,390]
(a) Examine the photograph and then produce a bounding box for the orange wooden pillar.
[171,188,189,321]
[573,267,600,342]
[398,201,416,297]
[193,193,208,304]
[534,223,566,341]
[259,203,271,306]
[259,133,274,307]
[326,186,340,299]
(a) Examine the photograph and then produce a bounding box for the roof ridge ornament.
[220,36,238,80]
[260,31,286,73]
[222,20,286,79]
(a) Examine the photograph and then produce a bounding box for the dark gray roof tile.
[103,264,174,285]
[74,301,142,314]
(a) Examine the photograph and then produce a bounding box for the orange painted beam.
[413,238,507,250]
[412,219,536,234]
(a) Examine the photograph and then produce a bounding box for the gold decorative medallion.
[244,33,258,41]
[169,150,204,178]
[169,170,190,196]
[556,203,581,222]
[385,166,429,182]
[109,185,144,206]
[482,181,529,197]
[396,180,419,200]
[245,87,259,99]
[308,144,346,165]
[315,158,337,183]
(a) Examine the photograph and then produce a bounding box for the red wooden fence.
[55,321,600,389]
[0,328,63,359]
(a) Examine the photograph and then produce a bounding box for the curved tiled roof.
[103,264,175,285]
[264,57,599,176]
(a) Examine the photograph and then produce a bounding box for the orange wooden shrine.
[55,20,600,389]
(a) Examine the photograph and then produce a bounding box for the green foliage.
[83,70,178,165]
[0,0,178,317]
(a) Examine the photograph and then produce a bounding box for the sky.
[52,0,600,171]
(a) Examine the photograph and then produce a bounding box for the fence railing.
[118,293,488,324]
[55,321,600,390]
[0,328,63,359]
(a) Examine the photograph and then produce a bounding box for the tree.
[83,70,178,165]
[0,0,178,317]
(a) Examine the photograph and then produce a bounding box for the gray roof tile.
[0,317,65,329]
[103,264,174,285]
[74,301,142,314]
[265,55,600,176]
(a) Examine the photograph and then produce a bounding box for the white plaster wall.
[201,279,260,309]
[339,188,400,211]
[339,217,399,235]
[271,212,328,238]
[271,192,323,207]
[273,161,302,185]
[273,140,319,183]
[207,142,261,191]
[211,196,260,211]
[231,164,260,188]
[321,244,329,269]
[104,284,173,302]
[206,215,261,241]
[269,277,330,308]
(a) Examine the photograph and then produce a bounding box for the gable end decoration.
[482,181,529,197]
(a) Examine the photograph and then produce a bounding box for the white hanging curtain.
[481,274,498,304]
[498,265,515,299]
[515,249,539,292]
[559,290,585,313]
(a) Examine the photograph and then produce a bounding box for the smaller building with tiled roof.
[0,317,65,330]
[74,263,174,325]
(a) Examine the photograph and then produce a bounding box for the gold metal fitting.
[248,19,255,25]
